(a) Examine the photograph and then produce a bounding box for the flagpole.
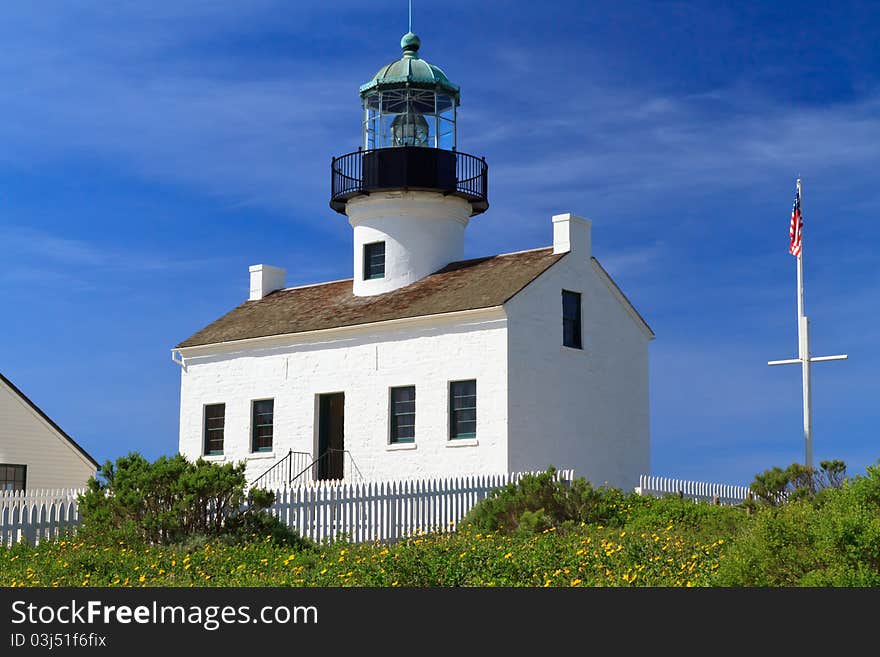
[795,178,813,468]
[769,177,847,469]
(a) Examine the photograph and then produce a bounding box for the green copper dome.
[359,33,460,103]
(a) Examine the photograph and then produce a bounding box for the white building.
[172,33,653,490]
[0,373,98,491]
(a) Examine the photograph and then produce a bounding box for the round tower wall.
[347,191,472,296]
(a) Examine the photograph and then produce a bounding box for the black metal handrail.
[330,147,488,214]
[249,449,313,489]
[288,448,364,487]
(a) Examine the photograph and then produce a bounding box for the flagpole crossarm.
[768,358,802,366]
[810,354,848,363]
[768,354,848,366]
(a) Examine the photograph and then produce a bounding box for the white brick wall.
[505,253,651,490]
[177,309,509,483]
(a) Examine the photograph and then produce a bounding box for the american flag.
[789,183,803,257]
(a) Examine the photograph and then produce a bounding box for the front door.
[317,392,345,480]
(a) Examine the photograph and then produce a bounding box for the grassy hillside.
[3,462,879,587]
[2,509,736,587]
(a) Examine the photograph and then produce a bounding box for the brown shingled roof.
[176,248,565,348]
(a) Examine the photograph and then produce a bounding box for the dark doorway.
[317,393,345,480]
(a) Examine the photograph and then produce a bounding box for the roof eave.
[0,372,100,469]
[359,79,461,100]
[590,257,655,340]
[500,251,568,306]
[174,305,507,354]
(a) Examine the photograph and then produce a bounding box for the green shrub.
[806,460,880,586]
[712,500,821,586]
[625,494,748,543]
[78,452,310,549]
[748,460,846,507]
[714,459,880,586]
[459,467,627,535]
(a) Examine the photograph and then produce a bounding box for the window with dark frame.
[390,386,416,444]
[449,380,477,439]
[204,403,225,455]
[562,290,582,349]
[251,399,274,453]
[363,241,386,280]
[0,464,26,492]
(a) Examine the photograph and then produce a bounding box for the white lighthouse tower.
[330,32,489,296]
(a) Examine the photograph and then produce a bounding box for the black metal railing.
[330,147,488,215]
[249,449,313,489]
[288,448,364,487]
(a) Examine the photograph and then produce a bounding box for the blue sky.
[2,1,877,486]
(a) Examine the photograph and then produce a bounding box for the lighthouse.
[330,32,488,296]
[174,28,652,492]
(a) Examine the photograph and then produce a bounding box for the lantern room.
[360,32,458,150]
[330,32,488,217]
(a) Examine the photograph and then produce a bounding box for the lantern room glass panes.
[363,89,456,150]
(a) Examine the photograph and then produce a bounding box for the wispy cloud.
[480,85,880,218]
[2,4,879,233]
[0,267,96,292]
[594,242,666,279]
[3,227,216,273]
[0,5,365,217]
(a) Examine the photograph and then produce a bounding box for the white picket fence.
[1,489,85,547]
[635,474,753,505]
[267,470,573,543]
[0,471,572,546]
